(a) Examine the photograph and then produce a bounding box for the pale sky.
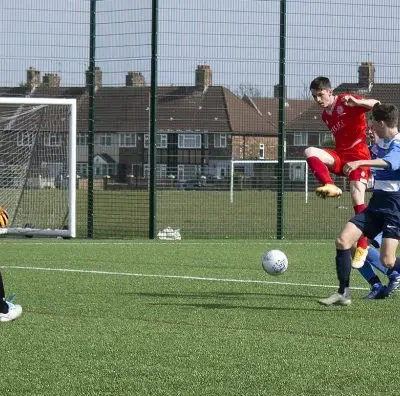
[0,0,399,98]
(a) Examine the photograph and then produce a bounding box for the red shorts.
[324,144,371,183]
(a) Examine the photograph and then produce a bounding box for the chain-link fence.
[0,0,399,239]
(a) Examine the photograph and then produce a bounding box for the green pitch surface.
[0,239,397,395]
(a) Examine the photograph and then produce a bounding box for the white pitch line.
[1,265,369,291]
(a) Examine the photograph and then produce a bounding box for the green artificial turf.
[0,239,396,395]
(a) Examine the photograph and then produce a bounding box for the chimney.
[85,66,102,89]
[126,71,146,87]
[27,67,40,89]
[273,84,287,99]
[42,73,61,88]
[358,62,375,87]
[195,65,212,91]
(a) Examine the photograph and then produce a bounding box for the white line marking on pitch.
[1,265,369,291]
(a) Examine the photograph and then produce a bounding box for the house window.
[143,164,167,179]
[259,143,265,159]
[214,134,227,148]
[77,133,88,146]
[203,134,209,149]
[41,162,64,178]
[290,163,306,181]
[95,164,115,178]
[177,164,184,180]
[119,133,136,147]
[77,162,88,177]
[178,134,201,149]
[99,134,112,146]
[176,164,200,181]
[144,133,168,148]
[293,132,308,146]
[158,134,167,148]
[319,132,332,146]
[17,132,33,147]
[45,134,61,147]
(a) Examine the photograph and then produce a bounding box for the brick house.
[0,65,312,185]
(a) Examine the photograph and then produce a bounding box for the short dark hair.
[371,103,399,128]
[309,76,331,91]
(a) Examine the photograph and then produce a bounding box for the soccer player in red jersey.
[305,76,381,269]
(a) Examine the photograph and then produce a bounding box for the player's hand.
[343,161,361,176]
[342,95,359,107]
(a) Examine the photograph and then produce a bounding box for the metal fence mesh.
[0,0,398,239]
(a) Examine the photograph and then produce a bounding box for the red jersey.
[321,93,369,152]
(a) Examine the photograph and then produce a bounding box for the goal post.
[229,159,309,203]
[0,97,76,238]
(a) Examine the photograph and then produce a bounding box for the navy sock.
[336,249,352,294]
[368,275,381,286]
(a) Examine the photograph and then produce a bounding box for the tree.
[234,84,262,98]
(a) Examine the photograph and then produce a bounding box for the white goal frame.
[0,97,76,238]
[230,159,309,204]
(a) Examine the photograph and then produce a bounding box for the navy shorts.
[350,192,400,240]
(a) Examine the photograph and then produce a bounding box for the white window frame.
[77,133,88,146]
[77,162,88,177]
[144,133,167,148]
[45,134,61,147]
[17,131,34,147]
[119,133,136,147]
[214,134,227,148]
[319,132,332,146]
[177,164,185,180]
[41,161,64,177]
[290,162,306,182]
[143,164,167,179]
[95,163,115,178]
[203,133,209,149]
[178,133,201,149]
[293,132,308,146]
[99,134,112,146]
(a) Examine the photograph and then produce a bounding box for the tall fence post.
[277,0,287,240]
[87,0,96,238]
[149,0,159,239]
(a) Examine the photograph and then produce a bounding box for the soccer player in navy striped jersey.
[319,103,400,306]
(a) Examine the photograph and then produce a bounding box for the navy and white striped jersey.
[369,133,400,192]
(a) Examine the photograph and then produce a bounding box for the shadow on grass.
[150,301,330,311]
[119,290,320,299]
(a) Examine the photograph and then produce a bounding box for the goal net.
[0,97,76,237]
[229,160,309,203]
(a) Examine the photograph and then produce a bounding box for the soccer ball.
[262,249,288,276]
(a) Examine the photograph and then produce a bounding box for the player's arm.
[343,158,389,176]
[342,95,381,109]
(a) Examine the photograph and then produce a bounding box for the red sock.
[354,204,368,249]
[354,204,366,214]
[306,156,334,185]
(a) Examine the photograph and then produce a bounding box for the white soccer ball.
[262,249,288,276]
